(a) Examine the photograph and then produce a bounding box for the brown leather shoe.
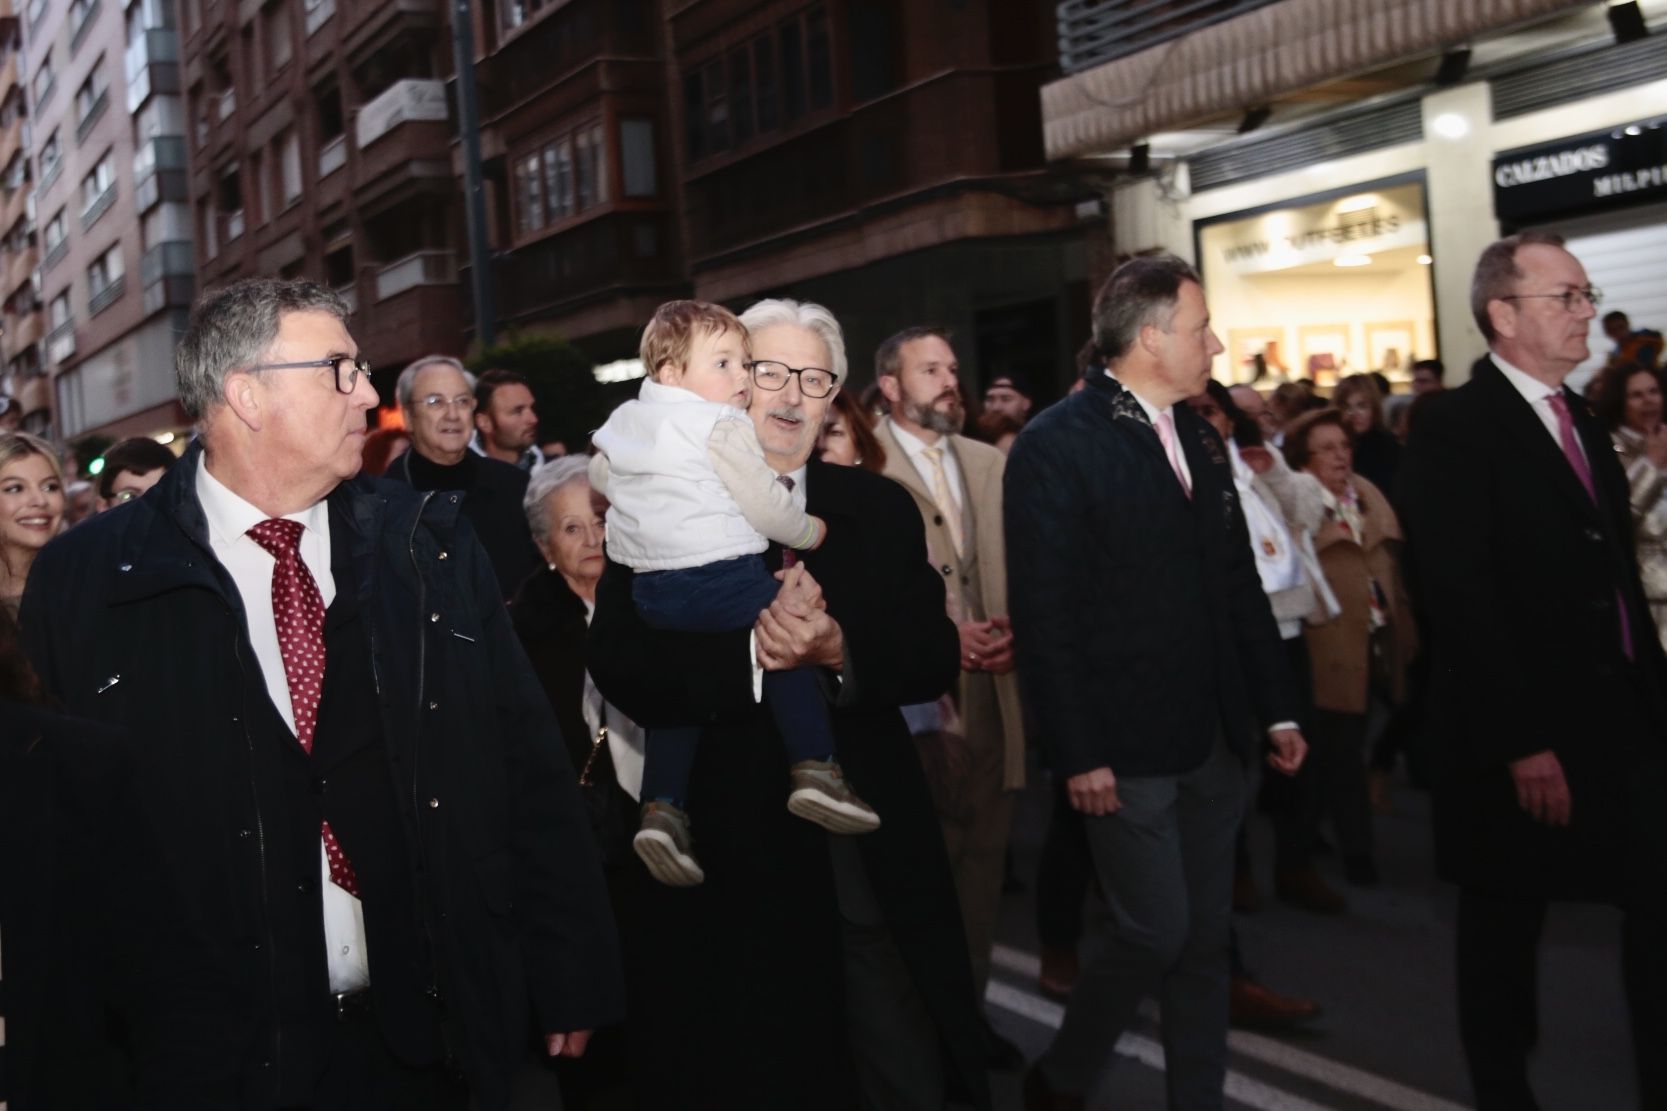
[1023,1064,1085,1111]
[1275,866,1348,914]
[1229,974,1323,1030]
[1038,945,1078,1002]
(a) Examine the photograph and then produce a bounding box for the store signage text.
[1222,214,1402,262]
[1493,121,1666,223]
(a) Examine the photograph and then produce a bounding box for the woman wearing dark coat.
[510,454,643,1110]
[1334,374,1402,497]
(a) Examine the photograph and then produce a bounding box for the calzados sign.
[1493,121,1666,222]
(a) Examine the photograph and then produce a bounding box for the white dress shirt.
[1492,353,1588,464]
[196,459,371,994]
[887,418,966,510]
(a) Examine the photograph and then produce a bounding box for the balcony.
[356,78,447,150]
[359,281,462,371]
[374,249,455,301]
[5,241,35,297]
[0,53,17,104]
[304,0,335,35]
[216,87,236,122]
[33,73,54,113]
[75,88,109,147]
[0,185,26,236]
[125,27,182,113]
[0,118,24,175]
[7,311,42,355]
[81,181,116,231]
[41,237,66,276]
[225,208,244,241]
[45,319,75,365]
[88,275,125,318]
[495,212,683,323]
[335,280,357,315]
[319,134,347,177]
[38,154,61,192]
[69,0,102,57]
[133,135,189,212]
[140,241,194,316]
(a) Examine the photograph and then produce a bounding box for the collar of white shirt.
[1491,352,1563,407]
[1104,369,1172,425]
[196,454,331,552]
[886,417,948,462]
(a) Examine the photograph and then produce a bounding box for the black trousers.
[284,1007,467,1111]
[1457,887,1667,1111]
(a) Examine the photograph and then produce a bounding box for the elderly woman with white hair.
[509,452,644,1109]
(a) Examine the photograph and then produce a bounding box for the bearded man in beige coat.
[873,327,1026,1060]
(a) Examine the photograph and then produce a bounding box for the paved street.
[986,759,1637,1110]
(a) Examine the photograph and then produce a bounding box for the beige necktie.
[921,446,964,557]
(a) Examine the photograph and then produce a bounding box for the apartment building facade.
[0,0,49,436]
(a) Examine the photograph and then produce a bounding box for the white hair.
[396,355,475,408]
[737,298,848,386]
[522,453,593,539]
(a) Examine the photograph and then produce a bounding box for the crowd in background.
[0,234,1662,1111]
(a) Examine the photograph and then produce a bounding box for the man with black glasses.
[20,278,621,1110]
[387,355,541,599]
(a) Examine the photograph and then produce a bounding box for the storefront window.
[1197,180,1436,391]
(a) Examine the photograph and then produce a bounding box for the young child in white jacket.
[590,301,880,887]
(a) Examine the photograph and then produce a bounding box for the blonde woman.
[0,432,66,617]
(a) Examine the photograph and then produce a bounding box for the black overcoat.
[585,456,990,1111]
[1003,371,1299,781]
[19,444,622,1110]
[1398,357,1667,899]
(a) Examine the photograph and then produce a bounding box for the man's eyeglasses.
[748,360,839,399]
[249,355,370,394]
[419,394,478,414]
[1501,287,1603,313]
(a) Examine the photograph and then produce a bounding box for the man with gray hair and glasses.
[1400,232,1667,1110]
[21,278,622,1110]
[1007,255,1305,1111]
[386,354,541,599]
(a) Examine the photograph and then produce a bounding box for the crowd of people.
[0,230,1662,1111]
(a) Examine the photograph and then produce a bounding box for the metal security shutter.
[1534,200,1667,393]
[1492,35,1667,121]
[1189,100,1424,192]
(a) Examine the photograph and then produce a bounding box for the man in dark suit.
[1399,232,1667,1110]
[1006,256,1306,1111]
[21,278,621,1110]
[587,297,989,1111]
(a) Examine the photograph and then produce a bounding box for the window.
[76,66,109,124]
[80,153,115,212]
[513,122,608,240]
[575,122,606,210]
[69,0,97,36]
[514,151,543,236]
[315,83,344,142]
[278,129,302,203]
[49,291,70,329]
[683,5,829,164]
[88,244,124,302]
[500,0,557,35]
[38,131,60,179]
[620,119,656,197]
[31,53,54,104]
[264,1,293,78]
[44,209,66,252]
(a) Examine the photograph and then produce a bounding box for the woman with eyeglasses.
[1595,362,1667,655]
[0,433,66,620]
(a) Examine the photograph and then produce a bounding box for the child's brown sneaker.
[633,801,705,887]
[787,760,881,835]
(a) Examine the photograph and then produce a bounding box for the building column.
[1422,83,1496,384]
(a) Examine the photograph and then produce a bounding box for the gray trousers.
[1039,739,1246,1111]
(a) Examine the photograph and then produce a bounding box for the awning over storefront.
[1041,0,1592,161]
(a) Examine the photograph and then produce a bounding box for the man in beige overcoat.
[873,327,1026,1055]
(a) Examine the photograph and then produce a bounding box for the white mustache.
[768,405,805,423]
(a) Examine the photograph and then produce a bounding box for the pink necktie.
[1546,394,1634,661]
[1154,410,1192,499]
[247,518,361,896]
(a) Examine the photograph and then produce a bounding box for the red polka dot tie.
[247,518,360,898]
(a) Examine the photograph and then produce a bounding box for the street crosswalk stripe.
[987,945,1474,1111]
[984,981,1335,1111]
